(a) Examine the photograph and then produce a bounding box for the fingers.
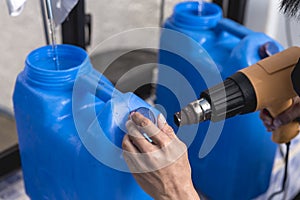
[157,114,176,139]
[157,113,166,128]
[259,109,273,125]
[260,97,300,132]
[122,134,148,172]
[274,99,300,127]
[259,109,274,131]
[293,96,300,104]
[125,120,156,153]
[124,111,176,155]
[123,112,188,173]
[122,134,140,153]
[131,112,172,147]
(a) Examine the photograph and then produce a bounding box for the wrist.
[155,181,200,200]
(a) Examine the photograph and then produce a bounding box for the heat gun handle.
[268,99,300,143]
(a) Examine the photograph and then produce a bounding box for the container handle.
[81,73,121,102]
[217,18,253,39]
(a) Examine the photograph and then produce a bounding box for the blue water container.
[13,44,155,200]
[156,1,283,200]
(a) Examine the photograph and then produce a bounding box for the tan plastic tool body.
[240,47,300,143]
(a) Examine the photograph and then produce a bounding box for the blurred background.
[1,0,300,112]
[0,0,300,199]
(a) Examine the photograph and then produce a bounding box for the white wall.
[4,0,287,114]
[0,0,186,112]
[0,0,44,112]
[244,0,300,48]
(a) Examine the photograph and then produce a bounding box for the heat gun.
[174,47,300,143]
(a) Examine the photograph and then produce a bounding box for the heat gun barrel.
[174,72,257,126]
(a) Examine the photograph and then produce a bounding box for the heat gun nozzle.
[174,98,212,126]
[174,112,181,126]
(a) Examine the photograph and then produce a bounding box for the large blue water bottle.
[13,44,155,199]
[156,1,283,199]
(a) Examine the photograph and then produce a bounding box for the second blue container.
[156,1,283,200]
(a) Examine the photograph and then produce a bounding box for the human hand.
[260,96,300,132]
[122,112,200,200]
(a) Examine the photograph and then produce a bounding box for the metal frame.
[0,145,21,177]
[0,109,21,177]
[61,0,91,49]
[227,0,247,24]
[213,0,247,24]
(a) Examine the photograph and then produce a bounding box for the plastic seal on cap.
[131,107,156,125]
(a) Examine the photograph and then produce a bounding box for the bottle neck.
[24,44,92,90]
[172,1,222,30]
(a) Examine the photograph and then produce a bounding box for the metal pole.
[159,0,165,27]
[61,0,91,49]
[40,0,50,44]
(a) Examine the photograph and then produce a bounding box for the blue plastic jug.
[156,1,283,200]
[13,44,156,200]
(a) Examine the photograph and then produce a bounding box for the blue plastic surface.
[13,44,155,200]
[156,1,284,200]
